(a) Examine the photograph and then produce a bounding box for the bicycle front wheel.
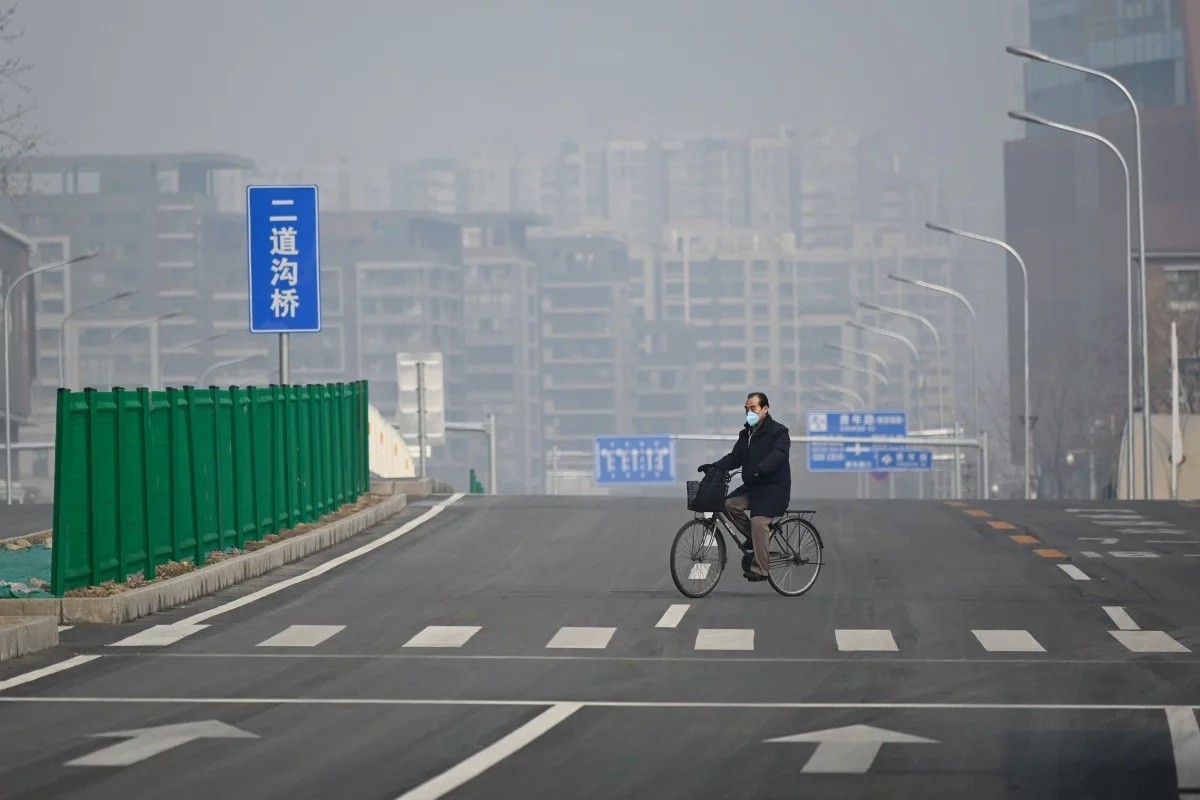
[766,517,823,597]
[669,519,726,598]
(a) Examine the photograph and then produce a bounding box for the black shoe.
[743,570,768,582]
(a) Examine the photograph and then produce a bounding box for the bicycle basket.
[687,474,729,512]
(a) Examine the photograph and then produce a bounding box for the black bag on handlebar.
[686,467,730,512]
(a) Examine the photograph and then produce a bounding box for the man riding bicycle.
[698,392,792,582]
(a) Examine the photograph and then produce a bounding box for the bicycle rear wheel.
[766,517,823,597]
[670,519,726,598]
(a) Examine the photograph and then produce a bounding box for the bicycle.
[670,469,825,598]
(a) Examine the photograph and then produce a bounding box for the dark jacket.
[713,414,792,518]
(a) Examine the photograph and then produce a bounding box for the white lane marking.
[105,650,1200,666]
[1103,607,1140,631]
[695,629,754,651]
[1081,551,1103,558]
[687,563,711,580]
[1166,707,1200,794]
[1187,554,1200,558]
[177,494,465,625]
[7,696,1200,713]
[546,627,615,649]
[1066,508,1139,514]
[1109,551,1160,558]
[108,624,209,647]
[655,604,690,629]
[1110,631,1190,653]
[1098,521,1174,528]
[0,655,101,693]
[835,630,898,652]
[1058,565,1091,581]
[256,625,345,648]
[394,702,581,800]
[1120,529,1190,535]
[403,626,480,648]
[972,630,1045,653]
[1145,539,1199,544]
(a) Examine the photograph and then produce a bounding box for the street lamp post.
[1008,109,1136,500]
[3,249,100,503]
[831,360,890,387]
[199,354,265,386]
[926,222,1032,500]
[107,310,183,390]
[859,301,949,430]
[888,273,983,499]
[847,320,929,499]
[860,300,958,498]
[817,383,867,407]
[59,289,138,390]
[1006,44,1151,497]
[824,341,891,379]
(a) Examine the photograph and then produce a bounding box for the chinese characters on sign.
[246,185,321,333]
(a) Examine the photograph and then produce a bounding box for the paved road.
[0,503,52,540]
[0,495,1197,798]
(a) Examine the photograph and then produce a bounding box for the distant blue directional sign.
[807,443,932,473]
[805,410,907,437]
[246,185,321,333]
[595,436,676,485]
[805,409,920,473]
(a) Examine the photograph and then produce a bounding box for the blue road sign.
[246,185,321,333]
[595,436,676,485]
[807,443,932,473]
[805,410,907,437]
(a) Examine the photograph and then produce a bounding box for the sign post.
[246,185,322,384]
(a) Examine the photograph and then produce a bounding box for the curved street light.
[824,341,890,378]
[830,359,890,387]
[199,353,266,386]
[58,288,137,389]
[888,273,983,499]
[859,300,947,429]
[1008,109,1137,500]
[107,309,183,390]
[817,383,866,407]
[926,221,1031,499]
[3,248,100,503]
[1007,44,1151,498]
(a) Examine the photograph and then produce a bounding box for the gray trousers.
[724,493,771,575]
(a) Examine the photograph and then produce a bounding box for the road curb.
[0,615,57,661]
[0,493,411,625]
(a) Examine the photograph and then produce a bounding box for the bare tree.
[0,4,41,196]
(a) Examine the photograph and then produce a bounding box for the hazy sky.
[13,1,1016,180]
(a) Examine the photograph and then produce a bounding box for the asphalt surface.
[0,502,52,540]
[0,494,1196,799]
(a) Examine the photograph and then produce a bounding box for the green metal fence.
[50,380,370,595]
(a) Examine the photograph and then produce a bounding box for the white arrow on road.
[67,720,258,767]
[765,724,937,773]
[1079,537,1118,545]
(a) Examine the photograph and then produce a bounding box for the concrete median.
[0,615,57,662]
[0,491,412,625]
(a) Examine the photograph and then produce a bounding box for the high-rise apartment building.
[460,212,548,493]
